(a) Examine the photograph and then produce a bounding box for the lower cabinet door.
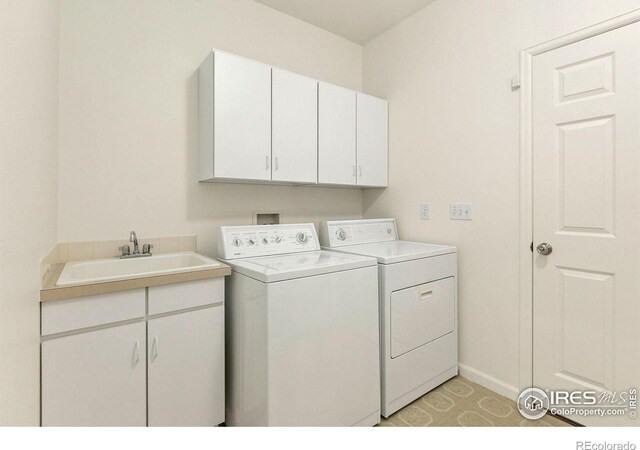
[41,322,147,426]
[147,306,224,426]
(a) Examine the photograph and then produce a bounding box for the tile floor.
[379,376,572,427]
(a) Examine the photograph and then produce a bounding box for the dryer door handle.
[419,290,433,301]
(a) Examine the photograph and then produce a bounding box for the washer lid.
[322,240,456,264]
[221,250,377,283]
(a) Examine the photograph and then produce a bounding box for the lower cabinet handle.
[352,165,356,177]
[358,165,362,177]
[132,340,140,367]
[266,155,270,170]
[152,336,159,361]
[275,156,279,171]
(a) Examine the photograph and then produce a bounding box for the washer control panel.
[319,219,398,248]
[218,223,320,259]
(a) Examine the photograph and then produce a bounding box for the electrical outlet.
[420,203,430,220]
[450,203,472,220]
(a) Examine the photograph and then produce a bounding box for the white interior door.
[272,68,318,183]
[214,50,271,181]
[41,322,146,426]
[357,93,388,187]
[147,307,224,426]
[532,22,640,426]
[318,82,356,185]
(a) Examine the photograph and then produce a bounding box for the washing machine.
[319,218,458,417]
[218,223,380,426]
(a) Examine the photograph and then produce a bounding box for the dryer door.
[390,277,455,358]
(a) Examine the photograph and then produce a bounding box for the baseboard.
[458,363,520,402]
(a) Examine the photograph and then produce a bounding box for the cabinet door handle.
[132,340,140,367]
[275,156,279,171]
[266,155,270,170]
[352,165,356,177]
[358,165,362,177]
[151,336,159,361]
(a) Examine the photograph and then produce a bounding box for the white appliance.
[218,223,381,426]
[319,218,458,417]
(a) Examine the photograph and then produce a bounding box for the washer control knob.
[262,237,269,245]
[232,238,243,247]
[275,236,282,244]
[296,232,309,244]
[386,228,392,234]
[247,238,255,246]
[336,228,347,241]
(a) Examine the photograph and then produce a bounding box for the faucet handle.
[119,245,131,256]
[142,243,153,255]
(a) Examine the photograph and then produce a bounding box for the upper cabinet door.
[357,93,388,187]
[272,69,318,184]
[318,82,356,185]
[214,51,271,181]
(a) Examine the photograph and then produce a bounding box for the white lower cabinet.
[41,279,224,427]
[41,322,147,426]
[147,307,224,426]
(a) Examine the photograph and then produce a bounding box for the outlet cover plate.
[420,203,430,220]
[450,203,472,220]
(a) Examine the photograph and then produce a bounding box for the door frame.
[518,8,640,392]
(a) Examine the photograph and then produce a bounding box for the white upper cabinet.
[198,50,388,188]
[318,82,357,186]
[272,68,318,184]
[357,93,388,187]
[199,50,271,182]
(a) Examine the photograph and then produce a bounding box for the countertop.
[40,259,231,302]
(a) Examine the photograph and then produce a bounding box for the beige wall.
[0,0,60,425]
[363,0,640,398]
[57,0,364,257]
[6,0,638,425]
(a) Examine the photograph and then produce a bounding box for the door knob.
[536,243,553,255]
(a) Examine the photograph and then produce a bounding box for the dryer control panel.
[319,218,398,248]
[218,223,320,259]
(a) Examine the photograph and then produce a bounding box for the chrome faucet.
[119,231,153,259]
[130,230,140,254]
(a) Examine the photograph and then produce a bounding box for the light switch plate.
[450,203,472,220]
[420,203,430,220]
